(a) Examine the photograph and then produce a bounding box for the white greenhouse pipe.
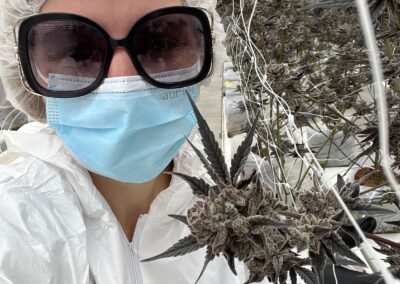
[355,0,400,202]
[355,0,400,282]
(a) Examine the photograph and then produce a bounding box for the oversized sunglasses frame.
[14,6,214,98]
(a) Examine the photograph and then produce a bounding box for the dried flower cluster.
[357,113,400,169]
[142,94,374,284]
[216,0,400,171]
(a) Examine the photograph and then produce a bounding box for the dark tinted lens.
[133,13,206,84]
[27,20,107,91]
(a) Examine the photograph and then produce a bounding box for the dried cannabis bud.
[216,0,400,173]
[142,93,367,284]
[357,113,400,169]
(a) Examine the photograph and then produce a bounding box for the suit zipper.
[129,215,145,284]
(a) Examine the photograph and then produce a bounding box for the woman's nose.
[106,47,138,77]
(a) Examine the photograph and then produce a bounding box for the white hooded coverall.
[0,122,248,284]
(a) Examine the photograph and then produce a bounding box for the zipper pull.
[129,242,140,255]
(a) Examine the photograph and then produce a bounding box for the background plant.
[216,0,400,200]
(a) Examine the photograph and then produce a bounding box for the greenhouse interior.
[1,0,400,284]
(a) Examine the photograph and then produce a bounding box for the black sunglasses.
[16,6,214,98]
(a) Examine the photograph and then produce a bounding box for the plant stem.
[359,181,389,196]
[364,231,400,252]
[374,150,380,172]
[277,210,302,220]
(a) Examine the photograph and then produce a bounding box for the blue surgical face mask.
[46,73,198,183]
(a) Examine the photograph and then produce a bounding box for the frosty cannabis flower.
[142,94,367,284]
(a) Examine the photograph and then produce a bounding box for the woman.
[0,0,244,283]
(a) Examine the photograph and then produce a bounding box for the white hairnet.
[0,0,226,122]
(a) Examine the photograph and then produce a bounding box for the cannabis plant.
[142,94,370,284]
[216,0,400,190]
[374,221,400,279]
[357,113,400,169]
[217,0,400,124]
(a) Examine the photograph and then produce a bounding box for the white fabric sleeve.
[0,158,90,284]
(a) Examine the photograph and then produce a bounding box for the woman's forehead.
[40,0,183,38]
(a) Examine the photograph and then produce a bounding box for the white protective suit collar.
[2,122,224,284]
[3,122,206,221]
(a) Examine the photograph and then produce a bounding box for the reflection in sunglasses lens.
[133,14,205,84]
[28,20,106,91]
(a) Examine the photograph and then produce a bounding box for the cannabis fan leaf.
[375,221,400,279]
[142,235,204,262]
[141,93,368,283]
